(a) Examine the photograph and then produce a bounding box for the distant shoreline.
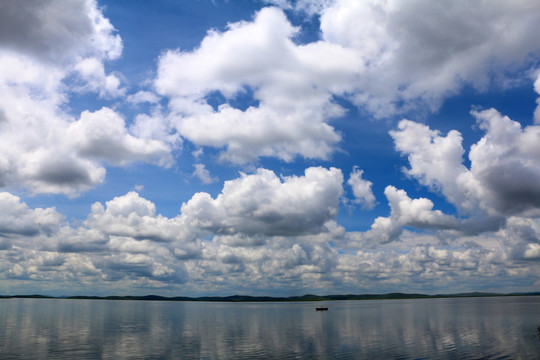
[2,292,540,302]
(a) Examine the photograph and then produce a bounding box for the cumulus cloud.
[0,168,347,293]
[68,107,173,167]
[155,7,357,163]
[181,167,343,237]
[153,2,540,164]
[469,108,540,216]
[86,191,193,244]
[371,87,540,255]
[0,192,63,237]
[318,0,540,116]
[73,57,125,98]
[0,53,105,194]
[391,106,540,219]
[0,0,176,195]
[0,101,173,194]
[347,166,376,210]
[337,243,506,292]
[19,153,106,195]
[362,186,460,244]
[0,177,538,295]
[130,111,181,149]
[0,190,201,288]
[390,119,474,212]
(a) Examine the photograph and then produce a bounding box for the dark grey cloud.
[480,162,540,215]
[36,159,96,186]
[0,237,12,250]
[57,240,108,254]
[0,227,39,237]
[460,215,507,236]
[104,257,188,283]
[469,109,540,217]
[0,0,93,61]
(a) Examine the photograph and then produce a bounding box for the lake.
[1,296,539,359]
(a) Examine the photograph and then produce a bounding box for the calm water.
[1,296,540,359]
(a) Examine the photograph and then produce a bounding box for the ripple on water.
[1,298,540,359]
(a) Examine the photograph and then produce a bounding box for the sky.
[1,0,540,297]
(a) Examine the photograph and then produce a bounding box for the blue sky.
[1,0,540,297]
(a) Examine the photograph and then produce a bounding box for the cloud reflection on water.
[1,297,539,359]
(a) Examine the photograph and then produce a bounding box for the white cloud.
[193,164,218,184]
[0,182,538,295]
[390,119,475,212]
[363,186,460,243]
[532,71,540,124]
[0,61,109,193]
[156,7,300,99]
[495,216,540,262]
[347,166,376,210]
[54,191,200,281]
[127,91,160,105]
[385,98,540,246]
[0,99,173,194]
[390,109,540,217]
[0,192,63,237]
[68,107,173,167]
[55,226,108,253]
[156,7,358,163]
[0,171,345,292]
[130,111,181,149]
[74,57,125,98]
[171,103,342,163]
[0,1,176,195]
[259,0,540,118]
[319,0,540,117]
[180,167,343,237]
[469,108,540,216]
[154,2,540,164]
[85,191,192,244]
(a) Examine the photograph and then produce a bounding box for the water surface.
[1,296,539,359]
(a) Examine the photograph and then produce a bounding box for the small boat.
[316,307,328,311]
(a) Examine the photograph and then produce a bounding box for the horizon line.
[2,291,540,302]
